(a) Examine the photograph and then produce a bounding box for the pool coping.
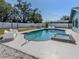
[51,34,76,44]
[2,28,79,59]
[19,28,76,45]
[20,28,66,34]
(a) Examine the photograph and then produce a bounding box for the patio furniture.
[51,34,76,44]
[0,30,17,43]
[3,32,16,40]
[0,36,3,40]
[0,30,9,41]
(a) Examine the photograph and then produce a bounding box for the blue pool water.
[23,29,66,41]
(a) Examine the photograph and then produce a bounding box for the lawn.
[0,27,42,36]
[0,29,9,36]
[17,27,41,32]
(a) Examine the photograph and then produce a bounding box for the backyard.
[0,0,79,59]
[0,27,41,35]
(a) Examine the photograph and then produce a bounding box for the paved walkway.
[3,29,79,59]
[0,44,38,59]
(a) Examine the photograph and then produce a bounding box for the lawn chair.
[0,30,17,43]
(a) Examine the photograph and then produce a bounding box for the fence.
[0,22,45,28]
[49,22,72,28]
[0,22,72,28]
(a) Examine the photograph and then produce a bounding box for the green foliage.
[0,0,43,23]
[0,0,13,22]
[61,16,70,20]
[45,22,49,28]
[29,8,42,23]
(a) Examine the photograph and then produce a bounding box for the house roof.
[72,7,79,11]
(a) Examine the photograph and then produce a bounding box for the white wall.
[0,22,72,28]
[0,22,45,28]
[49,23,72,28]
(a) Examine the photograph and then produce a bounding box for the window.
[73,20,74,27]
[75,19,78,28]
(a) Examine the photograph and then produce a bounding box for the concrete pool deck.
[2,29,79,59]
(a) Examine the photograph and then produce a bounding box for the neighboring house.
[47,20,71,28]
[70,7,79,33]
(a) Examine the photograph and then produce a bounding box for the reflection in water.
[24,29,65,41]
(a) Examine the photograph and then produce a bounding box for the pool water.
[23,29,66,41]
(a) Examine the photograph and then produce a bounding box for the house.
[70,7,79,33]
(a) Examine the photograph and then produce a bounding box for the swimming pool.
[23,29,66,41]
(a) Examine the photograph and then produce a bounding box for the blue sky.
[6,0,79,21]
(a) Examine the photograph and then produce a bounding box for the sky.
[6,0,79,21]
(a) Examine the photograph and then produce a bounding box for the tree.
[0,0,43,23]
[61,16,70,20]
[0,0,12,22]
[14,0,42,23]
[29,8,42,23]
[14,0,32,22]
[0,0,6,21]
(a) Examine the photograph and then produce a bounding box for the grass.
[0,27,43,36]
[0,29,9,36]
[17,27,41,32]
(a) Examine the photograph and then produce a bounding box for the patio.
[2,29,79,59]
